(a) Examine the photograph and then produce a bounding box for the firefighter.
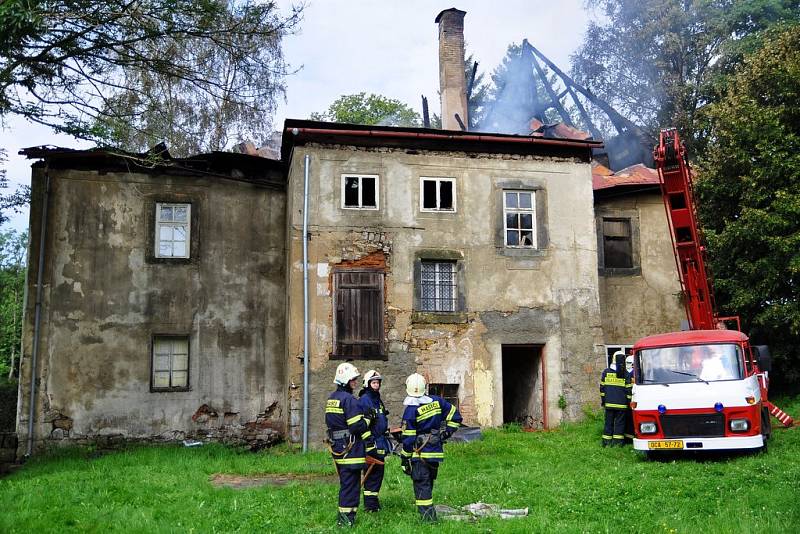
[400,373,462,522]
[326,362,374,527]
[600,351,632,447]
[357,369,389,512]
[624,354,635,444]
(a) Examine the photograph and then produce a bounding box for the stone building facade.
[15,148,287,454]
[282,121,610,445]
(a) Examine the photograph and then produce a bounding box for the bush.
[0,379,18,431]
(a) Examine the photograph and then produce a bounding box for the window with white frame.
[420,177,455,212]
[152,336,189,390]
[155,203,190,258]
[503,191,536,247]
[341,174,379,209]
[420,261,457,312]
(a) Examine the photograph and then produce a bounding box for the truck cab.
[631,329,771,453]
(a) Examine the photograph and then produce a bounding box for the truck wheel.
[762,407,772,442]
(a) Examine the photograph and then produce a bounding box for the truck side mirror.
[753,345,771,373]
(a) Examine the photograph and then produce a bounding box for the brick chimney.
[436,8,468,130]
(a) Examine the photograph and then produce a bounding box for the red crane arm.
[653,129,718,330]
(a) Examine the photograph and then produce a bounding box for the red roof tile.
[593,163,660,191]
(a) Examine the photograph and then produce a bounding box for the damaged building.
[14,8,684,455]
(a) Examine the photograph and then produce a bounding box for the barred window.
[429,383,459,409]
[420,261,456,312]
[152,336,189,390]
[503,191,536,248]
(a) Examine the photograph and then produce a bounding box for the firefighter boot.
[336,511,356,527]
[419,505,438,522]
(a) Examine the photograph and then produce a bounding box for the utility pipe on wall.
[302,154,310,452]
[27,171,51,457]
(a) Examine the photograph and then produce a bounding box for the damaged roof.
[592,162,660,193]
[19,144,285,189]
[281,119,603,163]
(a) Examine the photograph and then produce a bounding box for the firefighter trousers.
[337,466,361,514]
[362,461,384,511]
[411,460,438,519]
[603,408,627,446]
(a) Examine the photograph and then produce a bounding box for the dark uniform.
[325,385,372,525]
[600,352,632,446]
[624,363,635,443]
[358,387,389,511]
[401,395,462,521]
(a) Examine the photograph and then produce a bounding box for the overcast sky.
[1,0,592,231]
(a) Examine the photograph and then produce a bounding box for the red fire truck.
[631,130,793,454]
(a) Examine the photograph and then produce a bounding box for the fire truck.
[630,129,793,454]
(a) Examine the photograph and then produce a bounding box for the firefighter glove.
[401,457,411,476]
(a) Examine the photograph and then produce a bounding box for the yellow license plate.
[648,440,684,450]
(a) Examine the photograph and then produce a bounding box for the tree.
[0,0,302,155]
[570,0,800,149]
[695,24,800,391]
[310,93,421,127]
[0,148,30,225]
[0,228,27,380]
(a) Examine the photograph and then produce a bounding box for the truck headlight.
[729,418,750,432]
[639,422,657,434]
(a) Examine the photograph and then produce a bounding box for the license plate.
[648,440,684,450]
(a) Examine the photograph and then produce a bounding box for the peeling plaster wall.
[17,166,286,453]
[596,192,685,344]
[285,144,605,446]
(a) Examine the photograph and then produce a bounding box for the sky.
[1,0,593,232]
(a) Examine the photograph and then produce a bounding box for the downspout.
[27,169,51,457]
[302,154,310,452]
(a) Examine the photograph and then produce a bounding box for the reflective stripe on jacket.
[401,395,462,464]
[326,387,370,468]
[600,367,632,409]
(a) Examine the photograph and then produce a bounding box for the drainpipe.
[302,154,311,452]
[27,170,51,457]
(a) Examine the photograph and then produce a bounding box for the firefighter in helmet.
[325,362,374,527]
[600,351,632,446]
[357,370,389,512]
[400,373,463,522]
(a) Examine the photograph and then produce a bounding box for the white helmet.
[610,350,625,370]
[363,369,383,388]
[625,355,634,373]
[334,362,360,386]
[405,373,427,397]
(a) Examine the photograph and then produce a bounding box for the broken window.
[341,174,379,209]
[420,177,455,211]
[503,191,536,248]
[152,336,189,390]
[420,261,456,312]
[333,270,385,359]
[602,218,633,268]
[428,383,459,409]
[155,202,191,258]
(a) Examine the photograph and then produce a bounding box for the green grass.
[2,396,800,533]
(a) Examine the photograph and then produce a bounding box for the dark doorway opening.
[502,345,544,429]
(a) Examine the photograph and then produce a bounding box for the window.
[606,345,633,367]
[420,177,455,212]
[428,383,459,409]
[333,270,385,359]
[504,191,536,248]
[152,336,189,390]
[420,261,456,312]
[602,218,632,268]
[341,174,379,210]
[155,203,190,258]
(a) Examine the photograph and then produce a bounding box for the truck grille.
[660,414,725,438]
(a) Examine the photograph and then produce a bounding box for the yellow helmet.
[363,369,383,388]
[405,373,427,397]
[334,363,360,386]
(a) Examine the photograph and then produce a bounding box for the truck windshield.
[637,343,743,384]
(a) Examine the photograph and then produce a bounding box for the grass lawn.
[2,396,799,533]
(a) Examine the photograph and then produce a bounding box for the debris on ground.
[435,502,529,521]
[182,439,203,447]
[209,473,338,489]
